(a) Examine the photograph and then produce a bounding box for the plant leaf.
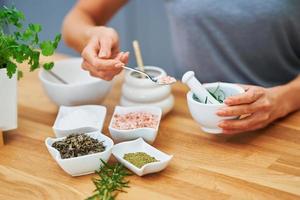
[53,34,61,48]
[86,159,130,200]
[0,6,60,79]
[30,51,40,71]
[29,23,42,32]
[40,40,55,56]
[6,61,17,78]
[43,62,54,70]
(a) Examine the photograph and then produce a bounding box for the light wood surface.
[0,54,300,200]
[0,129,3,146]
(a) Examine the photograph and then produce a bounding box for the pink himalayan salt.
[157,75,176,84]
[111,112,159,130]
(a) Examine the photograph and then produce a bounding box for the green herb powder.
[123,152,159,168]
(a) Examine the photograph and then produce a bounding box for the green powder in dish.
[123,152,159,168]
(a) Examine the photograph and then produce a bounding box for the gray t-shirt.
[165,0,300,86]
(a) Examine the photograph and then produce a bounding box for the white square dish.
[108,106,162,144]
[53,105,107,138]
[112,138,173,176]
[45,131,114,176]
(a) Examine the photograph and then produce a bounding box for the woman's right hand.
[81,26,129,81]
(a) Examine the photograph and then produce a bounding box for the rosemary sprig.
[192,83,226,104]
[87,160,131,200]
[208,83,225,103]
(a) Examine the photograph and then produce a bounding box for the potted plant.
[0,6,61,144]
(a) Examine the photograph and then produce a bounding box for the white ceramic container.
[109,106,162,144]
[187,82,244,134]
[112,138,173,176]
[0,69,17,131]
[52,105,107,138]
[120,66,174,115]
[39,58,112,106]
[45,131,114,176]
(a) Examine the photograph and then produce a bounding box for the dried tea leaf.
[52,133,105,159]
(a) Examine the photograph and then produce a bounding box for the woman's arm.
[281,75,300,112]
[62,0,128,52]
[62,0,129,81]
[217,75,300,134]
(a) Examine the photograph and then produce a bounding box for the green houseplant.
[0,6,61,132]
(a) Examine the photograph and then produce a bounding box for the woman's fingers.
[94,59,121,71]
[82,42,121,70]
[80,35,128,80]
[81,37,99,61]
[218,114,257,130]
[81,37,118,70]
[224,86,264,106]
[98,38,112,58]
[121,51,130,65]
[114,51,129,64]
[115,52,123,60]
[219,112,270,133]
[81,59,122,80]
[217,104,255,116]
[217,100,266,117]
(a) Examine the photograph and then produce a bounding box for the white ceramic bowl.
[187,82,244,134]
[45,132,114,176]
[39,57,112,106]
[112,138,173,176]
[120,66,174,115]
[52,105,107,138]
[109,106,162,144]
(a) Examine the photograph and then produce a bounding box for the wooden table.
[1,54,300,200]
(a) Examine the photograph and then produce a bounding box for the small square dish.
[112,138,173,176]
[45,131,114,176]
[109,106,162,144]
[53,105,107,138]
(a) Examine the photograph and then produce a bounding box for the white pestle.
[182,71,220,104]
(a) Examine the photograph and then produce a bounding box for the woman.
[62,0,300,134]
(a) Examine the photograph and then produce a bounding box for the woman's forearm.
[281,75,300,114]
[62,0,127,52]
[62,9,95,52]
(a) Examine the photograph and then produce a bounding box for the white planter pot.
[120,66,174,115]
[0,68,17,131]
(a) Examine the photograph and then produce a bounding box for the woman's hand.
[81,26,129,81]
[216,85,291,134]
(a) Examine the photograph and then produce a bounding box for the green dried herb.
[208,84,225,103]
[52,133,105,159]
[192,83,226,104]
[123,152,159,168]
[87,160,131,200]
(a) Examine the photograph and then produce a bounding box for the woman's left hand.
[216,84,290,134]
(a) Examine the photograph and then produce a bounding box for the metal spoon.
[46,70,68,84]
[122,66,175,85]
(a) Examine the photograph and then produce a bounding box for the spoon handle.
[46,70,68,84]
[122,66,152,80]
